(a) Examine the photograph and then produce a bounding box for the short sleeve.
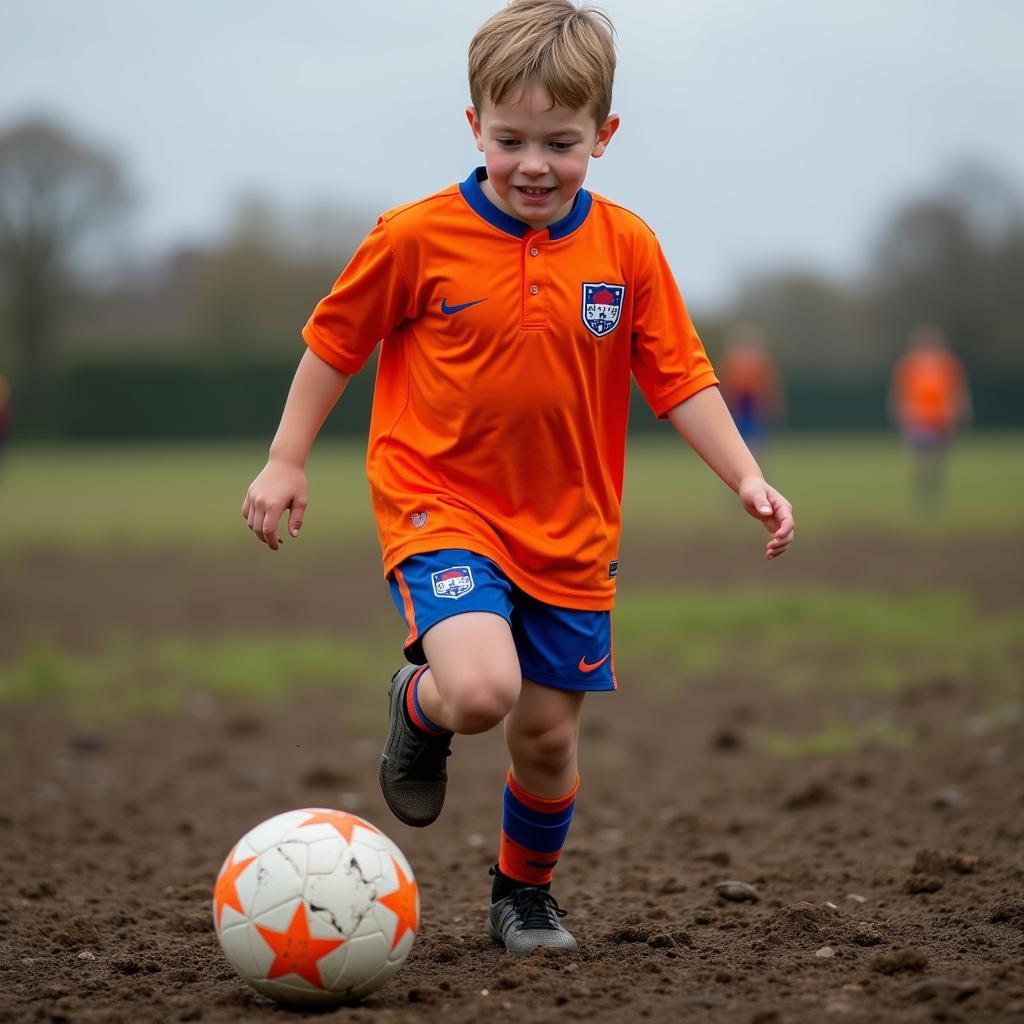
[630,239,718,418]
[301,217,415,374]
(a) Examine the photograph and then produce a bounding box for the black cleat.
[487,887,578,955]
[379,664,451,827]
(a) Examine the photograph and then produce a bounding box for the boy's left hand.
[738,476,795,560]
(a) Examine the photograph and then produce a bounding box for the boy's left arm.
[667,386,795,560]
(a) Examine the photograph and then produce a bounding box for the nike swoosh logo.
[578,653,610,673]
[440,297,487,315]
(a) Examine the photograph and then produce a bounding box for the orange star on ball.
[298,809,378,845]
[378,856,419,950]
[213,845,256,928]
[255,903,345,989]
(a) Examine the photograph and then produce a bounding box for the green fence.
[17,355,1024,439]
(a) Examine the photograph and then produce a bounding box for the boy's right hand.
[241,459,308,551]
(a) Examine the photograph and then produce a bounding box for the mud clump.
[912,848,979,875]
[904,874,943,894]
[758,902,841,947]
[990,896,1024,929]
[870,948,929,974]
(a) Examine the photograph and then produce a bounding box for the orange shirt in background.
[303,168,717,610]
[891,348,967,433]
[720,344,781,414]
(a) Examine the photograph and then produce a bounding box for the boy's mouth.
[514,185,556,199]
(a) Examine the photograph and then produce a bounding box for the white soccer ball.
[212,807,418,1006]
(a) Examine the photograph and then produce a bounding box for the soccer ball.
[212,807,418,1006]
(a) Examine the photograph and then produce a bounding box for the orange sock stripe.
[499,832,561,886]
[506,771,579,814]
[404,666,445,735]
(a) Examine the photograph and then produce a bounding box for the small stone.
[932,788,963,809]
[466,833,486,848]
[77,950,97,961]
[686,996,716,1008]
[845,893,867,904]
[815,946,836,958]
[480,988,489,996]
[824,901,838,910]
[715,881,760,903]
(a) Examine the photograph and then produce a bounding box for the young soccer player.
[242,0,794,955]
[888,325,971,506]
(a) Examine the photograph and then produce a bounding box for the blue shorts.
[388,549,615,692]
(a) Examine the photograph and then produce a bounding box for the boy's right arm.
[242,348,351,550]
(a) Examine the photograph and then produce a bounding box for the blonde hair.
[469,0,617,126]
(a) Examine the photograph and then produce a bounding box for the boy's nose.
[519,150,550,176]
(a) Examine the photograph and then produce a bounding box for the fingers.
[764,490,795,560]
[287,499,307,538]
[242,488,285,550]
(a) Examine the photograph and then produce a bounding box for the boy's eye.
[550,142,575,152]
[497,138,520,148]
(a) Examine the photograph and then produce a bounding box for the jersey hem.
[382,535,617,612]
[302,324,369,375]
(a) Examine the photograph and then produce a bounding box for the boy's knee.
[510,718,578,774]
[438,665,520,733]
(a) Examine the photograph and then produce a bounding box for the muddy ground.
[1,538,1023,1023]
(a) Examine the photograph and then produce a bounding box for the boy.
[242,0,794,956]
[888,324,971,506]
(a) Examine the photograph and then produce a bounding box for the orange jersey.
[891,349,966,431]
[720,344,781,409]
[303,168,717,610]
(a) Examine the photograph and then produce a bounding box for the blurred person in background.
[888,325,971,507]
[719,322,785,452]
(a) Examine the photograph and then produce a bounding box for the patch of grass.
[2,433,1021,553]
[0,632,391,724]
[756,714,916,758]
[615,586,1024,694]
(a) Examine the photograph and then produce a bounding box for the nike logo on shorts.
[440,296,487,315]
[578,653,610,673]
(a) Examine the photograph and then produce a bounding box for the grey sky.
[3,0,1022,309]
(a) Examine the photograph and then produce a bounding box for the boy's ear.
[591,113,621,158]
[466,106,485,153]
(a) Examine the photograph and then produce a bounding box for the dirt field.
[2,538,1023,1023]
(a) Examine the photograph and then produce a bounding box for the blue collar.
[459,167,592,241]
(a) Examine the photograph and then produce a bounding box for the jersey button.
[529,284,539,294]
[529,247,539,257]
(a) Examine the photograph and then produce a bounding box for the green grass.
[1,433,1021,553]
[0,632,390,726]
[613,585,1024,695]
[756,715,916,758]
[4,585,1020,728]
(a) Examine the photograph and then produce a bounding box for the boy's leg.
[488,680,584,955]
[381,605,521,827]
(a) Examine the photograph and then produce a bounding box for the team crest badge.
[409,511,427,529]
[431,566,474,600]
[582,282,626,337]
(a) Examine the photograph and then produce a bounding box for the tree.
[869,163,1024,367]
[0,117,130,427]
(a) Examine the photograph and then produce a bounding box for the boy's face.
[467,81,619,230]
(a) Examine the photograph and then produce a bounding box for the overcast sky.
[3,0,1022,309]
